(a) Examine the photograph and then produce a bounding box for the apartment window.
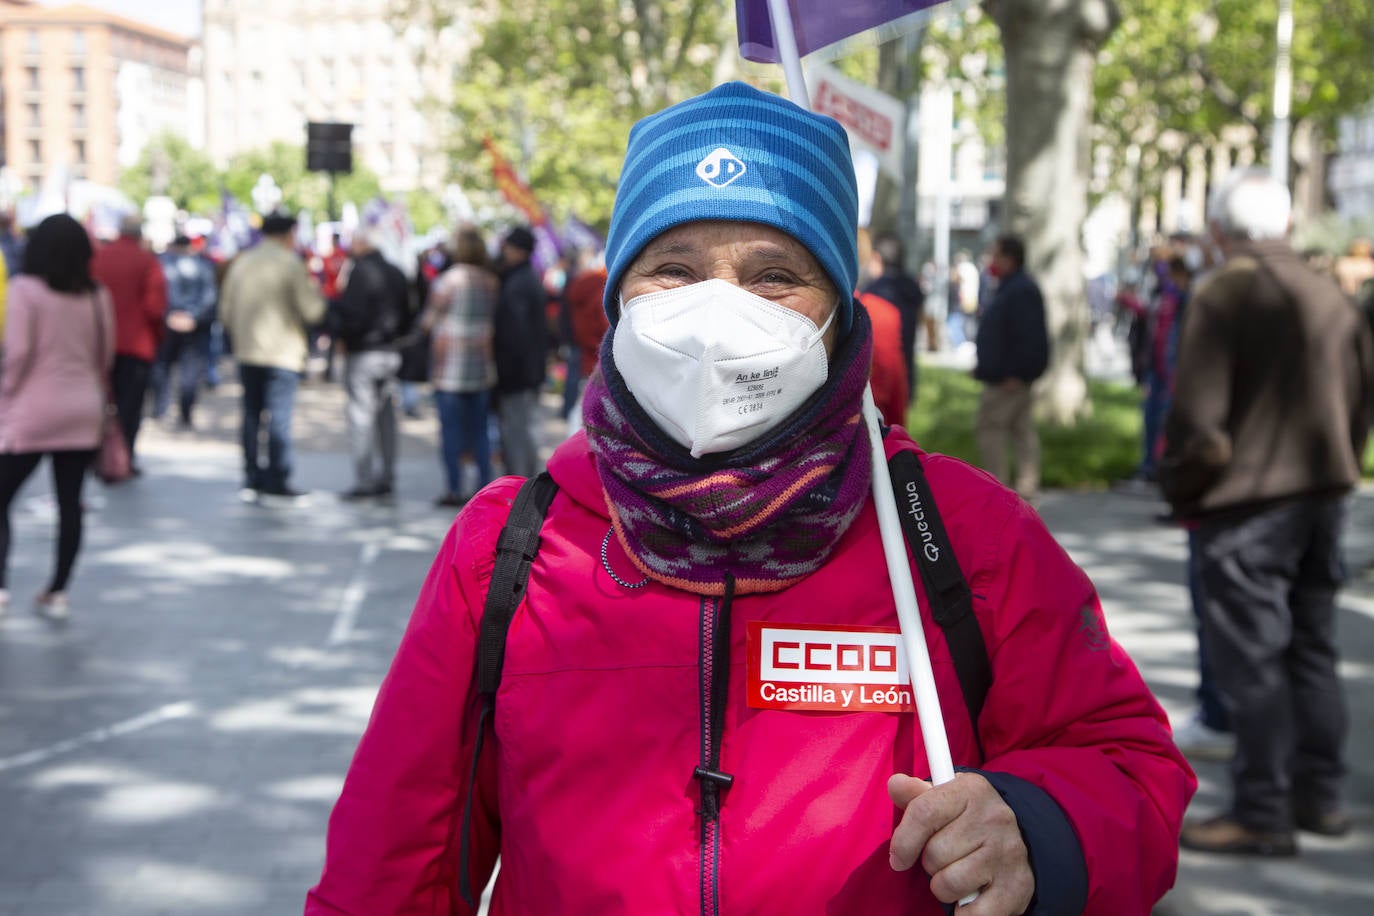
[27,139,40,162]
[26,67,39,90]
[73,103,85,128]
[72,29,85,54]
[26,30,39,54]
[73,139,85,164]
[71,67,85,91]
[27,103,39,127]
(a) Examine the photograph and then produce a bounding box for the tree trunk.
[985,0,1119,424]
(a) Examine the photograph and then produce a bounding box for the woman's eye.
[758,271,796,285]
[655,265,693,280]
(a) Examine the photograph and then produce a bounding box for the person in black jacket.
[862,232,925,405]
[493,227,548,477]
[152,235,217,429]
[972,235,1049,500]
[331,230,411,499]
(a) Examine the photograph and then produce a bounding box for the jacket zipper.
[695,578,736,916]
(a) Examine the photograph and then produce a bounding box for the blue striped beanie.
[603,81,859,335]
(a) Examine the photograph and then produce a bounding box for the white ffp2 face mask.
[613,278,834,458]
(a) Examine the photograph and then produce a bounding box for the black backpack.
[457,450,992,905]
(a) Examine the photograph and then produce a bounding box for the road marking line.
[0,701,197,773]
[328,540,381,646]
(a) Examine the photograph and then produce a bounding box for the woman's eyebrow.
[641,241,698,257]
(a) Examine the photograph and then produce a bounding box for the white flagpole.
[761,0,977,906]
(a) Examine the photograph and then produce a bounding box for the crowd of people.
[0,78,1365,914]
[0,203,616,623]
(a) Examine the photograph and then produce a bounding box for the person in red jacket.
[91,214,167,471]
[308,83,1193,916]
[859,291,909,425]
[562,255,609,432]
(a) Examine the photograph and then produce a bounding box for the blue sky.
[38,0,200,37]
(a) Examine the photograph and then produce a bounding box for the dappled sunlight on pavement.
[0,375,1369,913]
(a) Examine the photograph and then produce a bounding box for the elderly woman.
[307,84,1193,915]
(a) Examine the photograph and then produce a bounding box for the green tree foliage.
[117,133,221,214]
[402,0,727,230]
[921,5,1004,154]
[221,142,384,219]
[1095,0,1374,186]
[120,137,387,221]
[405,189,447,234]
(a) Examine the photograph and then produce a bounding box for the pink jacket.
[307,430,1194,915]
[0,276,114,454]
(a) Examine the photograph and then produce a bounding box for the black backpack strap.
[887,450,991,760]
[458,472,559,906]
[475,472,560,696]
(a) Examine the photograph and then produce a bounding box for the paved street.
[1,377,1371,915]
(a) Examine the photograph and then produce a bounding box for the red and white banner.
[807,61,906,180]
[747,622,917,713]
[483,137,548,227]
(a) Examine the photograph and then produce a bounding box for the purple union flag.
[735,0,949,63]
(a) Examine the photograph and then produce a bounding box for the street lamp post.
[1271,0,1294,186]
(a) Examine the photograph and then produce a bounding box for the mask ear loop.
[808,302,838,347]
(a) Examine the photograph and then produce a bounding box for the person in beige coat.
[219,212,325,504]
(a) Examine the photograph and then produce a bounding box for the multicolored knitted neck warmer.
[582,304,874,596]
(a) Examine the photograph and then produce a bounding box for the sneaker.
[341,485,382,501]
[434,492,466,509]
[1172,715,1235,763]
[258,486,312,507]
[1181,814,1296,856]
[1295,805,1352,837]
[237,487,259,504]
[35,591,70,623]
[342,483,395,501]
[1113,475,1158,498]
[0,588,9,620]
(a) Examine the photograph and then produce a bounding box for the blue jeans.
[434,389,493,496]
[562,352,582,420]
[150,329,208,422]
[202,321,224,386]
[1139,370,1169,477]
[239,364,299,492]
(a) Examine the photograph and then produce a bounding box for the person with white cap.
[307,83,1193,916]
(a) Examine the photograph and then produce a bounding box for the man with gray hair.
[1161,168,1374,855]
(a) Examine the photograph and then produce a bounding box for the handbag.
[96,407,131,484]
[88,293,132,484]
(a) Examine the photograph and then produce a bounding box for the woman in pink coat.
[0,214,114,622]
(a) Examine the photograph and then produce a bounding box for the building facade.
[1330,106,1374,222]
[0,0,196,189]
[202,0,455,194]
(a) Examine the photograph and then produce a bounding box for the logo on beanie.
[696,147,747,188]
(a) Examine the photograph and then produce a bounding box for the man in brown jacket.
[1162,169,1374,857]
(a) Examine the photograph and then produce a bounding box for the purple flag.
[735,0,947,63]
[561,216,604,256]
[531,222,565,278]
